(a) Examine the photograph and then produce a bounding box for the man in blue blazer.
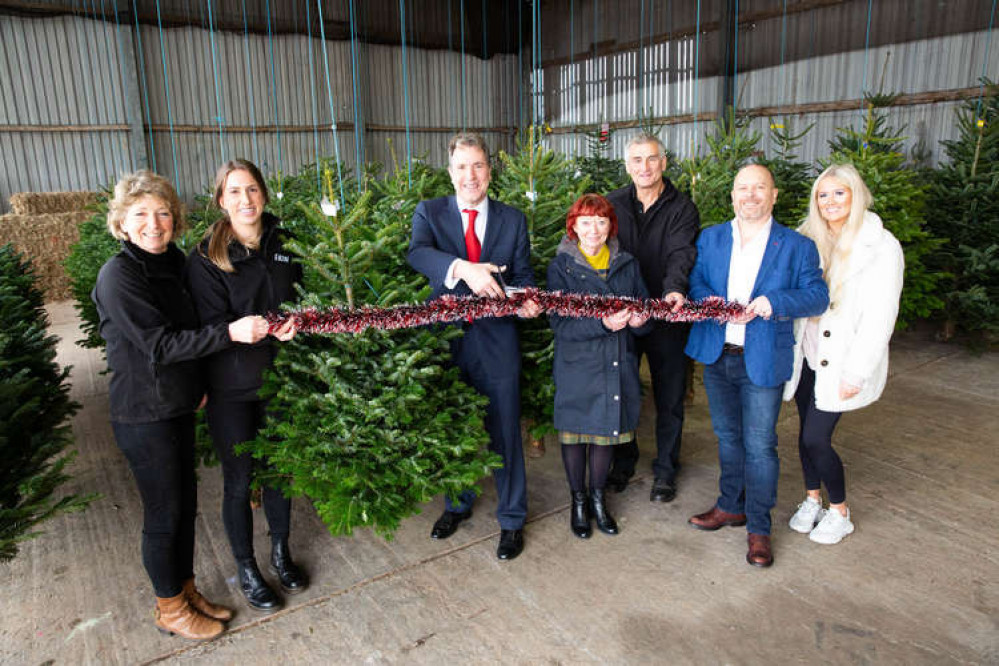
[408,133,541,561]
[685,164,829,568]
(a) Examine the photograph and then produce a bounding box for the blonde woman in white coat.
[784,164,904,545]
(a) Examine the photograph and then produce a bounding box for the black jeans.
[206,399,290,561]
[612,322,690,482]
[794,362,846,503]
[113,414,197,598]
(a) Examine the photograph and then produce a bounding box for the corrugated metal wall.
[0,11,520,212]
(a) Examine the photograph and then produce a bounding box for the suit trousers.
[445,321,528,530]
[612,322,689,482]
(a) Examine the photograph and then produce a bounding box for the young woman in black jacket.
[547,194,651,539]
[93,171,271,639]
[185,159,302,613]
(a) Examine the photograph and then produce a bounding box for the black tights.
[561,443,616,493]
[113,414,196,598]
[207,400,290,562]
[794,362,846,503]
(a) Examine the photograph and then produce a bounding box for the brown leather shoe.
[746,533,774,568]
[183,578,233,622]
[155,592,224,640]
[688,506,747,531]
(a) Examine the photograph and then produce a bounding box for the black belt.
[722,343,744,355]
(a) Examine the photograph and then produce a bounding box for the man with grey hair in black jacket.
[605,133,700,502]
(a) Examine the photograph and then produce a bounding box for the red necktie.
[463,209,481,263]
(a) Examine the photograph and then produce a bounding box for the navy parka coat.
[547,237,651,438]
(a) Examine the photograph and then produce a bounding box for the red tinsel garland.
[267,288,745,335]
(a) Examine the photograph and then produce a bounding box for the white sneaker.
[789,497,825,533]
[809,508,855,545]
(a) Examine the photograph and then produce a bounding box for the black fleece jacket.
[606,178,700,299]
[93,241,233,424]
[184,213,301,402]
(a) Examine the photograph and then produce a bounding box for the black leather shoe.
[497,529,524,560]
[650,477,677,503]
[269,538,309,595]
[570,491,592,539]
[430,510,472,540]
[590,489,619,535]
[606,470,631,493]
[237,558,283,612]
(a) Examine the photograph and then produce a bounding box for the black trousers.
[206,399,290,562]
[793,362,846,503]
[113,413,197,598]
[612,322,690,482]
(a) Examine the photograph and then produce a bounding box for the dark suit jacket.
[407,196,536,378]
[684,220,829,388]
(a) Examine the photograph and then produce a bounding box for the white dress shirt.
[444,197,489,289]
[724,217,773,346]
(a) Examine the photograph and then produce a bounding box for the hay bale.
[0,211,90,301]
[8,191,97,216]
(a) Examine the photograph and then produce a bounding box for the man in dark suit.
[685,164,829,568]
[408,132,541,561]
[606,133,700,503]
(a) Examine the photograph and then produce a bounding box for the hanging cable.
[517,0,523,130]
[348,0,364,179]
[639,0,645,117]
[732,0,739,115]
[205,0,225,163]
[239,0,260,164]
[976,0,998,122]
[860,0,873,111]
[777,0,787,119]
[106,0,137,170]
[153,0,179,183]
[264,0,284,192]
[460,0,467,131]
[315,0,347,208]
[693,0,701,155]
[398,0,413,186]
[482,0,489,135]
[305,0,322,195]
[130,0,156,171]
[569,0,574,129]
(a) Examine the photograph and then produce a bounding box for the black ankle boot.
[269,537,308,595]
[570,491,592,539]
[237,558,282,612]
[590,488,619,535]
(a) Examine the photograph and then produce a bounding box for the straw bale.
[0,211,90,301]
[9,191,97,216]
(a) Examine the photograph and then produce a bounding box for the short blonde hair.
[107,170,185,240]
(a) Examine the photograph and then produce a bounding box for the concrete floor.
[2,301,997,665]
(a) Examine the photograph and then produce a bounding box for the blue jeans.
[702,352,783,535]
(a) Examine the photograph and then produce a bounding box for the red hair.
[565,193,619,240]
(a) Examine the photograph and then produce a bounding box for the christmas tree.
[676,109,762,227]
[248,163,501,538]
[572,123,629,194]
[759,120,815,227]
[492,128,591,441]
[1,244,95,561]
[825,100,944,328]
[927,80,999,344]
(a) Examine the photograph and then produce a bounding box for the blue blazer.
[685,220,829,388]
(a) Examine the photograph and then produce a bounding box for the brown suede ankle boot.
[155,591,224,640]
[183,578,234,622]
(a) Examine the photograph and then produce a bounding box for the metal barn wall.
[0,11,519,212]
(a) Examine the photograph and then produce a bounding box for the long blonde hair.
[798,163,873,304]
[202,159,270,273]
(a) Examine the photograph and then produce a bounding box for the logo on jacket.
[273,253,291,263]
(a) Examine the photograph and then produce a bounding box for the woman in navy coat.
[547,194,651,538]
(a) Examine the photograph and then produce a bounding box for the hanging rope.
[460,0,467,131]
[304,0,322,195]
[131,0,156,171]
[639,0,645,116]
[348,0,364,180]
[264,0,284,193]
[977,0,998,122]
[517,0,523,130]
[693,0,701,155]
[106,0,137,170]
[777,0,787,119]
[398,0,413,186]
[732,0,739,115]
[153,0,180,183]
[204,0,226,163]
[315,0,347,209]
[860,0,873,111]
[239,0,260,165]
